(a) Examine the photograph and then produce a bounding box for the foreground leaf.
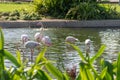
[116,52,120,80]
[99,67,107,79]
[4,50,20,67]
[66,42,86,61]
[45,62,64,80]
[34,70,52,80]
[90,45,106,63]
[35,47,47,64]
[0,28,4,51]
[16,50,22,65]
[79,62,94,80]
[0,28,5,80]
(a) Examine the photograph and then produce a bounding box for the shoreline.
[0,19,120,28]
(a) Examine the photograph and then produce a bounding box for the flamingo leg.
[30,49,34,62]
[22,50,25,62]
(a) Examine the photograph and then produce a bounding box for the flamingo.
[20,34,29,61]
[85,39,91,45]
[36,22,44,27]
[24,41,40,61]
[21,34,29,44]
[65,36,78,43]
[41,36,52,47]
[85,39,91,58]
[34,32,43,42]
[34,27,44,42]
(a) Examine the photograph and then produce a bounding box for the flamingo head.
[41,36,52,47]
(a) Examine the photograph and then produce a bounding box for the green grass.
[0,2,34,12]
[111,4,120,12]
[100,3,120,12]
[0,2,120,13]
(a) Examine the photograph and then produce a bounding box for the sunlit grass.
[100,3,120,12]
[0,2,34,12]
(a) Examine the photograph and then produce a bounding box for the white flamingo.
[24,41,40,61]
[34,32,43,43]
[85,39,91,57]
[65,36,78,43]
[41,36,52,47]
[21,34,29,44]
[34,27,44,42]
[20,34,29,61]
[85,39,91,45]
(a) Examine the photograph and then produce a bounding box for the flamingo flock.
[20,23,52,62]
[20,22,91,62]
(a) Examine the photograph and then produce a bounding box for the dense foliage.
[33,0,120,20]
[0,1,120,20]
[65,3,119,20]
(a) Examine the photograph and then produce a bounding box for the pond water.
[3,28,120,71]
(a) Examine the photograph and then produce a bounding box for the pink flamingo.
[41,36,52,47]
[24,41,40,61]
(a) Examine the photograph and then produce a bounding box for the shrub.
[65,2,118,20]
[20,10,41,20]
[33,0,82,18]
[9,10,20,17]
[33,0,120,20]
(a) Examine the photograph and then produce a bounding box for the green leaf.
[16,50,22,65]
[45,62,63,80]
[63,73,70,80]
[100,59,114,80]
[0,28,5,80]
[104,72,112,80]
[0,28,4,51]
[75,73,81,80]
[116,52,120,80]
[79,62,94,80]
[13,74,21,80]
[3,70,11,80]
[99,67,107,79]
[35,47,47,64]
[4,50,20,67]
[90,45,106,63]
[34,70,52,80]
[66,42,86,61]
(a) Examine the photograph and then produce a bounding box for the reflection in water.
[99,29,120,61]
[3,28,120,70]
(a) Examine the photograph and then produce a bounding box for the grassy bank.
[0,2,34,12]
[0,2,40,20]
[100,3,120,12]
[0,2,120,20]
[0,2,120,12]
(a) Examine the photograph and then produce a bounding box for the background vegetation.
[0,0,120,20]
[33,0,120,20]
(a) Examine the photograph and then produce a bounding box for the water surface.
[3,28,120,70]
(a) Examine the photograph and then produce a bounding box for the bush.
[9,10,20,17]
[20,10,41,20]
[33,0,120,20]
[65,3,119,20]
[33,0,82,18]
